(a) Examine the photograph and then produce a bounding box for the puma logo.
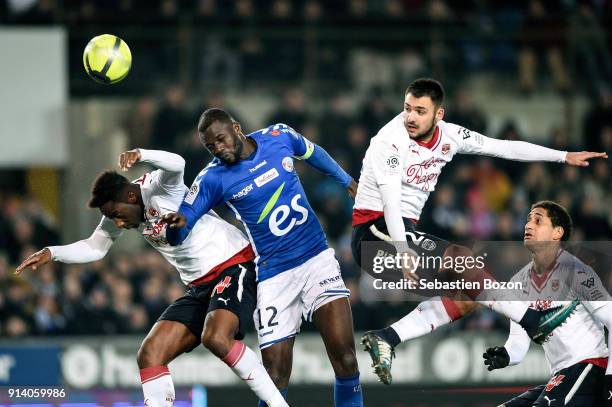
[217,297,229,305]
[543,395,555,406]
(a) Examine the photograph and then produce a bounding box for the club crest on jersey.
[282,157,294,172]
[441,143,451,154]
[270,130,280,136]
[147,208,159,217]
[551,280,559,291]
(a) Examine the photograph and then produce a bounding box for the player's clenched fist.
[482,346,510,371]
[161,212,187,228]
[118,149,142,171]
[15,248,52,274]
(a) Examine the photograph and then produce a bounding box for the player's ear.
[435,106,445,121]
[552,226,564,241]
[126,190,138,204]
[233,121,242,135]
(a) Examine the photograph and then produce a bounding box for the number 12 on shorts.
[257,306,279,331]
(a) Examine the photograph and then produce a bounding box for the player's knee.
[201,330,232,358]
[331,348,359,376]
[137,338,161,368]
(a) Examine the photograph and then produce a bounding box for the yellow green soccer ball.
[83,34,132,84]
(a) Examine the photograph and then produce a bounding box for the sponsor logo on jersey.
[405,157,446,191]
[441,143,451,154]
[232,183,254,200]
[249,160,268,173]
[545,374,565,392]
[282,157,294,172]
[551,279,559,291]
[257,182,309,236]
[581,277,595,288]
[270,130,280,136]
[147,208,159,217]
[254,168,279,187]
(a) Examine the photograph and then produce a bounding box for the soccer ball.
[83,34,132,84]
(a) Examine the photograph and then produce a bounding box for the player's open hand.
[347,180,358,200]
[118,149,142,171]
[161,212,187,228]
[565,151,607,167]
[15,248,52,275]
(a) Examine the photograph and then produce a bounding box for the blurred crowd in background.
[1,0,611,339]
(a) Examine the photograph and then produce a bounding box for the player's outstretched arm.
[15,248,52,274]
[15,225,116,275]
[300,143,354,188]
[456,124,608,165]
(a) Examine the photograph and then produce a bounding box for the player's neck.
[240,137,257,159]
[531,244,560,275]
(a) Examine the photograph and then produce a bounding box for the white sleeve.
[592,303,612,374]
[47,217,122,263]
[138,149,185,187]
[456,126,567,163]
[504,320,531,366]
[379,183,409,253]
[572,265,612,313]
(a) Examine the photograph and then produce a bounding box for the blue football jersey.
[170,124,331,282]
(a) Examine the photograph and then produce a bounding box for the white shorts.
[255,248,351,349]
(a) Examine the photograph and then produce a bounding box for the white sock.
[140,366,175,407]
[476,298,529,323]
[391,297,453,342]
[223,341,288,407]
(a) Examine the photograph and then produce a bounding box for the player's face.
[99,201,142,229]
[201,121,244,164]
[403,93,444,140]
[524,207,563,248]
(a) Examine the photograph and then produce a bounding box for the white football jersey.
[50,150,251,285]
[508,250,609,373]
[353,113,566,223]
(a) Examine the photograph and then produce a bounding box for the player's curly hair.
[405,78,445,107]
[531,200,573,241]
[88,170,131,208]
[198,108,236,134]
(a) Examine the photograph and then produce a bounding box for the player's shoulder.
[370,113,409,150]
[194,159,225,183]
[254,123,301,139]
[437,120,469,141]
[558,250,596,276]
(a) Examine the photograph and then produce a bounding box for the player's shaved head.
[198,108,235,134]
[88,170,131,208]
[405,78,445,107]
[531,200,573,241]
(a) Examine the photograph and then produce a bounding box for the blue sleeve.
[166,170,224,246]
[272,123,353,188]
